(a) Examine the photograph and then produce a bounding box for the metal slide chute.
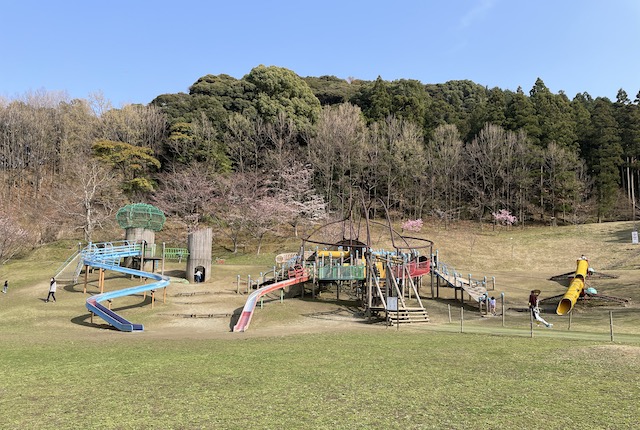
[233,267,309,332]
[82,242,170,332]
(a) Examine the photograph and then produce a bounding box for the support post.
[610,311,614,342]
[161,242,166,276]
[83,266,89,294]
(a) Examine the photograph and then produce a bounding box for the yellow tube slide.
[556,259,589,315]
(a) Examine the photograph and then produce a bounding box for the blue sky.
[2,0,640,107]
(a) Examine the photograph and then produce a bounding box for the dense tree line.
[1,65,640,252]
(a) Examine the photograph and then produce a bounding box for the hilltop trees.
[3,66,640,252]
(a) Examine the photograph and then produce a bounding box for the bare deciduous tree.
[0,212,32,264]
[48,159,122,241]
[152,164,218,230]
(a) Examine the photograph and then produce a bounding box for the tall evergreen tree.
[586,98,623,221]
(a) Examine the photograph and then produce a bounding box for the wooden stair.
[387,307,429,324]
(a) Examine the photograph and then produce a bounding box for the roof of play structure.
[116,203,166,231]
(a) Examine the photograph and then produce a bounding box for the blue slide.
[82,241,170,332]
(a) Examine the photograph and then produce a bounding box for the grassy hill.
[1,220,639,429]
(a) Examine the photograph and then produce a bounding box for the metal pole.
[162,242,165,276]
[236,275,240,294]
[501,292,505,327]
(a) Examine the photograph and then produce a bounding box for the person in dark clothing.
[528,289,552,328]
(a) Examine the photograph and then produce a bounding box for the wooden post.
[610,311,614,342]
[108,300,112,310]
[530,309,534,338]
[151,290,155,309]
[99,268,105,294]
[501,292,505,327]
[460,307,464,333]
[90,312,93,324]
[448,304,452,323]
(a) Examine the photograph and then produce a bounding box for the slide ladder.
[82,241,170,332]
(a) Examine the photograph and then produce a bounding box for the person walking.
[45,277,57,303]
[489,296,497,315]
[528,289,552,328]
[2,280,7,293]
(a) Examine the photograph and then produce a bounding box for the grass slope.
[1,221,640,429]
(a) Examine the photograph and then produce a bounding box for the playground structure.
[53,204,218,332]
[556,258,590,315]
[431,254,492,305]
[550,257,627,315]
[51,204,173,332]
[234,199,492,332]
[82,240,170,331]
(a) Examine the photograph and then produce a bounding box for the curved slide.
[556,259,589,315]
[82,242,170,332]
[233,269,309,332]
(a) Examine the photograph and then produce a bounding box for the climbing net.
[116,203,166,231]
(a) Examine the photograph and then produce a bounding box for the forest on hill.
[1,64,640,258]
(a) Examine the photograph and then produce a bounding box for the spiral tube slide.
[233,272,309,333]
[556,259,589,315]
[82,242,170,332]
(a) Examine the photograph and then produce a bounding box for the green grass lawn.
[1,332,639,429]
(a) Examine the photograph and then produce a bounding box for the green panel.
[318,265,365,281]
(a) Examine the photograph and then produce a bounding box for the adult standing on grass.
[45,277,57,303]
[2,280,7,293]
[528,289,552,328]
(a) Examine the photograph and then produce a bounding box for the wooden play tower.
[186,228,212,283]
[300,199,434,324]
